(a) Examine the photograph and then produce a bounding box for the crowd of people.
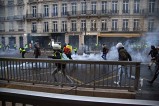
[17,41,159,87]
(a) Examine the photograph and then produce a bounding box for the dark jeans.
[102,53,107,60]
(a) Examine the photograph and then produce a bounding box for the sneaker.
[114,81,121,86]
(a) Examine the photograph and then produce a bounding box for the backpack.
[119,49,128,60]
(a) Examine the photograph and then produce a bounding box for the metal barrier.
[0,88,159,106]
[0,57,141,92]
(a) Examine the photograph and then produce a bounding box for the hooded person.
[148,45,158,70]
[114,42,132,86]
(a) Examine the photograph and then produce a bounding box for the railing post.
[134,63,140,91]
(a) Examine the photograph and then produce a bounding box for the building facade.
[0,0,159,50]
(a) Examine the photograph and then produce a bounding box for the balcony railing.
[61,28,67,32]
[122,10,130,14]
[90,28,97,31]
[61,12,68,17]
[28,0,38,3]
[133,27,140,31]
[9,29,14,32]
[7,16,14,20]
[80,28,87,32]
[31,29,37,33]
[17,0,24,5]
[52,29,58,32]
[0,17,5,21]
[52,13,58,17]
[70,28,77,32]
[111,28,118,31]
[14,15,25,20]
[122,28,129,31]
[101,28,108,32]
[18,29,24,31]
[43,13,49,17]
[26,13,42,20]
[43,29,49,32]
[7,1,14,6]
[0,29,5,32]
[0,1,5,6]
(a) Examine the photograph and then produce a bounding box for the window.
[53,21,58,32]
[71,3,77,15]
[101,1,107,14]
[44,22,49,32]
[62,3,67,15]
[133,19,139,31]
[44,5,49,17]
[101,20,107,31]
[149,0,155,13]
[122,19,129,31]
[134,0,140,13]
[53,4,58,16]
[17,6,23,15]
[123,0,129,13]
[32,22,37,32]
[91,1,96,14]
[112,1,118,13]
[81,20,86,31]
[18,22,24,30]
[62,21,67,32]
[148,19,154,32]
[91,20,97,31]
[0,22,4,30]
[32,6,37,17]
[81,1,86,14]
[9,22,14,30]
[8,6,14,16]
[71,20,76,31]
[112,19,118,30]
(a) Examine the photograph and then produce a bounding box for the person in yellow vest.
[19,47,26,58]
[73,47,78,55]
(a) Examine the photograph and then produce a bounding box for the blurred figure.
[14,43,17,50]
[73,47,78,55]
[114,42,132,86]
[148,45,158,70]
[101,44,109,60]
[63,43,72,59]
[33,43,41,58]
[19,47,26,58]
[147,51,159,85]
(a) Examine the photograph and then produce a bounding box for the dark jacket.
[148,46,158,58]
[102,46,109,54]
[118,47,132,61]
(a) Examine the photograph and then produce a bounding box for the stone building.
[0,0,159,50]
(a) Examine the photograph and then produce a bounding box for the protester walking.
[33,43,41,58]
[101,44,109,60]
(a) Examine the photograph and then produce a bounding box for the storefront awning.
[98,33,141,38]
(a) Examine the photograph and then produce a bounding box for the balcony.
[80,28,87,32]
[0,29,5,32]
[0,1,5,6]
[90,28,97,31]
[9,29,14,32]
[26,13,42,20]
[7,16,14,20]
[70,28,77,32]
[111,28,118,31]
[122,28,129,32]
[61,12,68,17]
[31,29,37,33]
[52,13,58,17]
[110,10,119,15]
[122,10,130,14]
[14,15,25,20]
[52,29,58,32]
[43,29,49,32]
[0,17,5,21]
[18,29,24,31]
[7,1,14,6]
[43,13,49,17]
[133,27,140,32]
[17,0,24,5]
[61,28,67,32]
[28,0,38,3]
[101,28,108,32]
